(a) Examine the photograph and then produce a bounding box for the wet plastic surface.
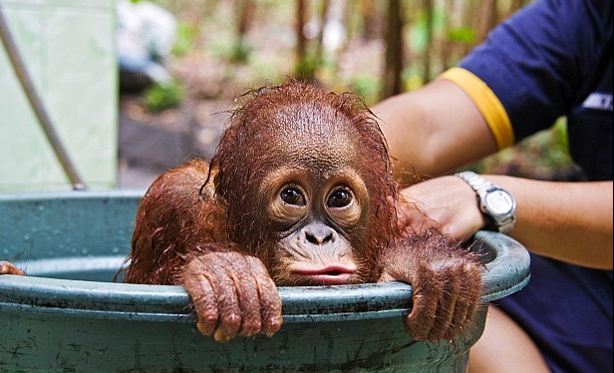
[0,191,530,373]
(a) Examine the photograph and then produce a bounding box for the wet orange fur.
[122,79,482,342]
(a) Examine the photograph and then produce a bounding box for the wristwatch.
[455,171,516,233]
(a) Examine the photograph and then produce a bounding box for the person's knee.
[468,307,551,373]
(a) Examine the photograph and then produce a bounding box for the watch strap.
[455,170,493,194]
[455,171,516,233]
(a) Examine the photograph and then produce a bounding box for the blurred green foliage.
[172,22,197,57]
[143,80,185,112]
[447,27,478,44]
[473,119,579,181]
[137,0,573,181]
[230,39,252,64]
[351,75,381,105]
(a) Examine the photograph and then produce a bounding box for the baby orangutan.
[125,80,483,343]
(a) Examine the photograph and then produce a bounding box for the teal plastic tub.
[0,191,530,373]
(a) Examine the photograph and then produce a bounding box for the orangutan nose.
[303,223,337,246]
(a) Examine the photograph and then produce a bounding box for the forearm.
[400,176,613,270]
[374,77,612,269]
[488,176,613,270]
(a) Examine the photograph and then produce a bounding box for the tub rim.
[0,191,530,323]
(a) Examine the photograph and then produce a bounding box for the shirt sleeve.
[440,0,608,149]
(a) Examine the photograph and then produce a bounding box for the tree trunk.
[461,0,478,55]
[295,0,312,80]
[382,0,404,99]
[479,0,499,43]
[359,0,376,40]
[296,0,307,61]
[440,0,455,72]
[232,0,254,62]
[422,0,434,83]
[314,0,331,70]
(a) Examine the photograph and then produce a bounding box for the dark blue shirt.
[456,0,613,372]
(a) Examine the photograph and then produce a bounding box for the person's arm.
[491,176,613,270]
[399,175,614,270]
[374,79,498,185]
[375,0,613,270]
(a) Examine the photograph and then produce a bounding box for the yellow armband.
[439,67,515,150]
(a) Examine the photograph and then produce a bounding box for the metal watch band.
[455,171,516,233]
[455,171,493,194]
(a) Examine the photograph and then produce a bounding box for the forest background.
[119,0,581,187]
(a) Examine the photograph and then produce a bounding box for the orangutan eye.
[280,188,306,206]
[327,188,353,209]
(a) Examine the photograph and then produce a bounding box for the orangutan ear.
[208,166,228,210]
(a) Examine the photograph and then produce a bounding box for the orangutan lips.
[291,265,356,285]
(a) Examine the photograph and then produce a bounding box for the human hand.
[396,175,486,242]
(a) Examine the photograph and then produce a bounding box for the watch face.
[485,190,514,216]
